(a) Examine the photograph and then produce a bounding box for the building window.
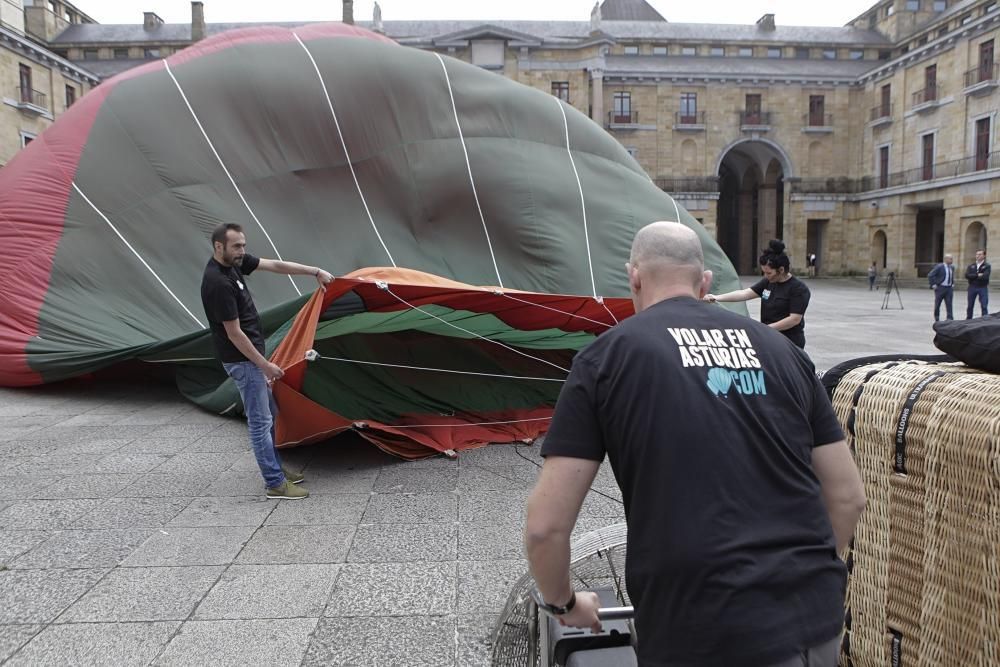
[83,48,98,60]
[143,48,161,59]
[906,0,920,10]
[823,49,837,59]
[18,64,32,102]
[47,0,56,12]
[624,45,639,55]
[744,93,762,124]
[21,132,36,148]
[986,2,998,13]
[739,47,753,57]
[976,117,991,170]
[653,46,667,55]
[679,92,697,123]
[917,35,928,46]
[925,64,937,99]
[850,49,864,59]
[879,49,892,60]
[681,46,697,56]
[933,0,946,9]
[767,47,782,58]
[65,84,76,107]
[881,83,892,116]
[879,145,890,188]
[869,13,878,28]
[795,47,810,59]
[625,147,639,159]
[937,26,948,38]
[470,40,504,68]
[114,47,128,59]
[886,4,895,16]
[960,13,973,24]
[710,46,724,56]
[808,95,826,126]
[979,40,995,81]
[612,91,632,123]
[551,81,569,103]
[922,133,935,179]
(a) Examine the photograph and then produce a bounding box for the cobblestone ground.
[0,278,944,665]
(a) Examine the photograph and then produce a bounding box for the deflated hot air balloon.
[0,23,743,457]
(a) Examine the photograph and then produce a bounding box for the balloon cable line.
[314,354,565,382]
[378,282,570,375]
[495,291,614,329]
[162,59,301,297]
[554,96,597,299]
[293,33,397,268]
[70,183,206,329]
[434,53,503,289]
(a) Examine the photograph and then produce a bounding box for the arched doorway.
[964,221,987,265]
[716,140,790,274]
[872,230,888,269]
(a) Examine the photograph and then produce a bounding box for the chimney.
[191,1,205,41]
[756,13,775,31]
[343,0,354,25]
[143,11,164,31]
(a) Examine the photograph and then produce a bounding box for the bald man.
[525,221,865,667]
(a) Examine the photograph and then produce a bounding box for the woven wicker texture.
[831,362,998,666]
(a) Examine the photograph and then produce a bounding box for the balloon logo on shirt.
[706,367,734,397]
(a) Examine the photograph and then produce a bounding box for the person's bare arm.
[525,455,602,631]
[768,313,804,331]
[812,440,866,556]
[222,319,283,382]
[704,287,758,303]
[256,258,333,291]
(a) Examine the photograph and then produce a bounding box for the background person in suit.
[927,254,955,321]
[965,249,991,318]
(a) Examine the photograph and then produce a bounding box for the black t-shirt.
[541,297,846,666]
[751,276,810,345]
[200,254,265,364]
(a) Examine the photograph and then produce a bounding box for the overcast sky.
[78,1,880,28]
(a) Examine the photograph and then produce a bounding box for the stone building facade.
[0,0,97,166]
[7,0,1000,277]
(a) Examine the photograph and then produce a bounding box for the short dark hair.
[211,223,243,248]
[758,239,790,272]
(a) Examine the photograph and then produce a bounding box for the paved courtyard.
[0,279,946,666]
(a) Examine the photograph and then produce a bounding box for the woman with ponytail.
[704,240,812,349]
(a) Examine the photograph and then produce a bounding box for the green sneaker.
[266,481,309,500]
[282,467,305,485]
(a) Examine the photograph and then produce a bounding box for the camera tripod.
[881,272,904,310]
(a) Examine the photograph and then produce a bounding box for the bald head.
[627,221,711,312]
[629,221,704,283]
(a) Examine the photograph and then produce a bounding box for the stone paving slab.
[155,618,318,667]
[0,279,949,664]
[6,621,179,667]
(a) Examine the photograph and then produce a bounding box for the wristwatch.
[530,587,576,615]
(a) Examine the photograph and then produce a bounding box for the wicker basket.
[830,361,1000,666]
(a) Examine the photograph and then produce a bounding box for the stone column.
[757,183,778,253]
[738,190,755,274]
[590,69,604,126]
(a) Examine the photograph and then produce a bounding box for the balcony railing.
[739,111,771,127]
[607,110,639,126]
[803,113,834,130]
[869,104,893,123]
[790,150,1000,194]
[964,62,998,90]
[674,111,706,127]
[911,85,939,107]
[654,177,720,193]
[14,86,47,112]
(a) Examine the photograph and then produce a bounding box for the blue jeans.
[223,361,285,488]
[967,286,989,318]
[933,286,953,321]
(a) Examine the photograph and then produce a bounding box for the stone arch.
[964,221,987,265]
[681,139,697,172]
[872,229,888,269]
[713,137,795,179]
[807,141,824,177]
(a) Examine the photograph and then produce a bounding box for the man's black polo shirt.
[201,253,265,363]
